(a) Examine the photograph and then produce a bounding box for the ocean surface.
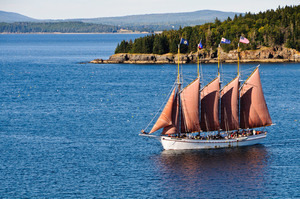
[0,34,299,198]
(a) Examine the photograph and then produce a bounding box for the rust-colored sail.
[240,67,272,129]
[200,76,220,131]
[162,93,180,135]
[150,87,179,134]
[180,78,201,133]
[220,76,240,131]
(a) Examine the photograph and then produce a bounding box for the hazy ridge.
[0,10,242,32]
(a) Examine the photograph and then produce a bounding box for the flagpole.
[197,39,202,79]
[197,49,200,78]
[218,44,220,76]
[237,42,240,76]
[178,44,180,84]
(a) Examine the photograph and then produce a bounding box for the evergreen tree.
[114,5,300,53]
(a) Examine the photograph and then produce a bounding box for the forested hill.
[0,22,119,33]
[0,10,241,31]
[75,10,241,29]
[115,5,300,54]
[0,10,37,23]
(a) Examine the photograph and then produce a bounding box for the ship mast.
[177,43,181,136]
[218,43,221,135]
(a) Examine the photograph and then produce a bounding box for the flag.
[221,37,231,44]
[198,40,203,49]
[239,36,250,44]
[180,38,189,45]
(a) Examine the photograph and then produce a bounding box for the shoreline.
[90,47,300,64]
[90,58,300,64]
[0,32,149,35]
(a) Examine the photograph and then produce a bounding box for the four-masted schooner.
[140,37,273,150]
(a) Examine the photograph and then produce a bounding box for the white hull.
[160,133,267,150]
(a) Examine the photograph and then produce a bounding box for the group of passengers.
[171,129,264,140]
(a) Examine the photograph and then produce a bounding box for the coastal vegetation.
[0,10,240,32]
[0,22,119,33]
[115,5,300,54]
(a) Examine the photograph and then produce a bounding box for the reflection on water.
[152,146,269,198]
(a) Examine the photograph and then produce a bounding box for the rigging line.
[181,102,188,133]
[203,74,218,82]
[224,107,229,132]
[222,74,237,80]
[221,62,223,83]
[200,60,203,85]
[204,112,210,132]
[240,66,257,83]
[183,74,195,78]
[240,65,257,75]
[180,62,183,86]
[144,80,177,131]
[241,65,257,71]
[183,76,196,82]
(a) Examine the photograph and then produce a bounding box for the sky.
[1,0,299,19]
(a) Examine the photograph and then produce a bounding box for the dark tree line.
[115,5,300,54]
[0,22,119,33]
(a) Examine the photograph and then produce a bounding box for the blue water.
[0,34,299,198]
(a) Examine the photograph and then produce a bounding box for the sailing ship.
[140,37,273,150]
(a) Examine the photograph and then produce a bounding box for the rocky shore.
[90,46,300,64]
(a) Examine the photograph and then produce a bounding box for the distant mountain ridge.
[0,11,37,23]
[72,10,242,26]
[0,10,242,30]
